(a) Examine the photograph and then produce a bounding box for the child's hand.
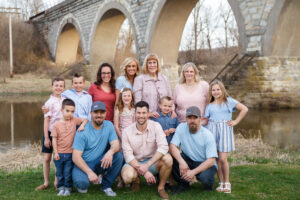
[149,112,160,119]
[164,130,170,136]
[169,128,176,134]
[77,124,85,132]
[44,138,51,148]
[54,153,60,160]
[41,106,49,114]
[227,120,238,127]
[171,111,177,119]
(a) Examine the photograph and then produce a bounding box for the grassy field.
[0,164,299,200]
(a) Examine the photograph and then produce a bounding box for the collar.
[158,110,170,117]
[135,120,150,135]
[144,73,163,81]
[70,88,88,95]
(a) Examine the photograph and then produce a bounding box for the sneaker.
[57,189,65,196]
[102,188,117,197]
[63,190,71,196]
[77,188,88,193]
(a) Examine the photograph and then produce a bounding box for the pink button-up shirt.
[44,95,64,131]
[133,73,172,112]
[122,120,169,163]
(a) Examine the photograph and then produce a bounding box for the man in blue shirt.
[170,106,218,194]
[62,73,92,120]
[72,101,123,197]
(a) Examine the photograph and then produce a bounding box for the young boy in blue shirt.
[62,73,92,120]
[152,96,179,144]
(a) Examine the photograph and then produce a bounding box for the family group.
[35,53,248,199]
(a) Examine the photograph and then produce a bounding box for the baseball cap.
[91,101,106,112]
[186,106,201,117]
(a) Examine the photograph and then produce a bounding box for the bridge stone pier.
[31,0,300,109]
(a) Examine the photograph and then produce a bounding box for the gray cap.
[91,101,106,112]
[186,106,201,117]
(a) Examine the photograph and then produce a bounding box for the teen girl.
[204,80,248,193]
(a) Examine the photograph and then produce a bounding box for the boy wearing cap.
[169,106,218,194]
[72,101,123,197]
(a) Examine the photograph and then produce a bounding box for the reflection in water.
[0,101,299,152]
[235,109,300,150]
[0,101,44,153]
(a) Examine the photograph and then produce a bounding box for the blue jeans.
[72,152,123,190]
[54,153,73,189]
[172,152,217,190]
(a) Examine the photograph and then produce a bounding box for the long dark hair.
[94,63,116,93]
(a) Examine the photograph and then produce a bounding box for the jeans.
[72,152,123,190]
[54,153,73,189]
[172,152,217,190]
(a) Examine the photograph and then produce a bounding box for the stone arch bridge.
[31,0,300,108]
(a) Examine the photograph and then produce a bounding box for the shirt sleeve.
[87,84,95,101]
[200,81,209,117]
[173,84,178,106]
[122,129,135,163]
[61,90,68,99]
[227,97,239,112]
[205,130,218,159]
[87,94,93,120]
[116,76,123,91]
[108,122,118,142]
[72,131,86,151]
[74,117,83,126]
[204,105,210,118]
[154,122,169,155]
[133,75,143,104]
[44,99,52,118]
[50,123,59,137]
[171,123,182,146]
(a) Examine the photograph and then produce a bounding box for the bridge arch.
[145,0,246,67]
[88,0,139,70]
[264,0,300,56]
[54,14,86,64]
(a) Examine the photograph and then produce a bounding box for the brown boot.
[158,189,169,199]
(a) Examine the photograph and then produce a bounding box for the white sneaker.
[102,188,116,197]
[63,190,71,196]
[77,188,88,193]
[57,189,65,196]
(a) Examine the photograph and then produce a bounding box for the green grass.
[1,164,299,200]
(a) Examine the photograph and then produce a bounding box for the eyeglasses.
[101,72,111,75]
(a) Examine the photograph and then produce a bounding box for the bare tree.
[202,5,216,56]
[191,0,203,61]
[12,0,45,20]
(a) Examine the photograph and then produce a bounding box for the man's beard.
[93,118,103,127]
[189,123,198,133]
[137,117,147,126]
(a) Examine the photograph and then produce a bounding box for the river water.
[0,99,299,153]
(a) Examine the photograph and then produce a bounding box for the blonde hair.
[179,62,200,84]
[120,57,140,79]
[142,53,161,74]
[116,88,135,114]
[206,79,229,104]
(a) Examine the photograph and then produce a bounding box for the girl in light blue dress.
[204,80,248,194]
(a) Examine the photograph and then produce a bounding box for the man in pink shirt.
[121,101,172,199]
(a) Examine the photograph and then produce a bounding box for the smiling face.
[147,59,158,75]
[159,99,173,116]
[101,66,112,83]
[52,80,65,97]
[184,66,195,82]
[126,61,138,77]
[135,106,149,126]
[121,90,133,106]
[72,76,85,92]
[61,105,75,120]
[211,84,223,100]
[91,110,106,127]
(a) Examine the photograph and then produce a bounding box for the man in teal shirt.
[170,106,218,194]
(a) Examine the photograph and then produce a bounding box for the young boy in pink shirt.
[36,77,65,191]
[51,99,88,196]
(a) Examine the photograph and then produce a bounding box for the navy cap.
[186,106,201,117]
[91,101,106,112]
